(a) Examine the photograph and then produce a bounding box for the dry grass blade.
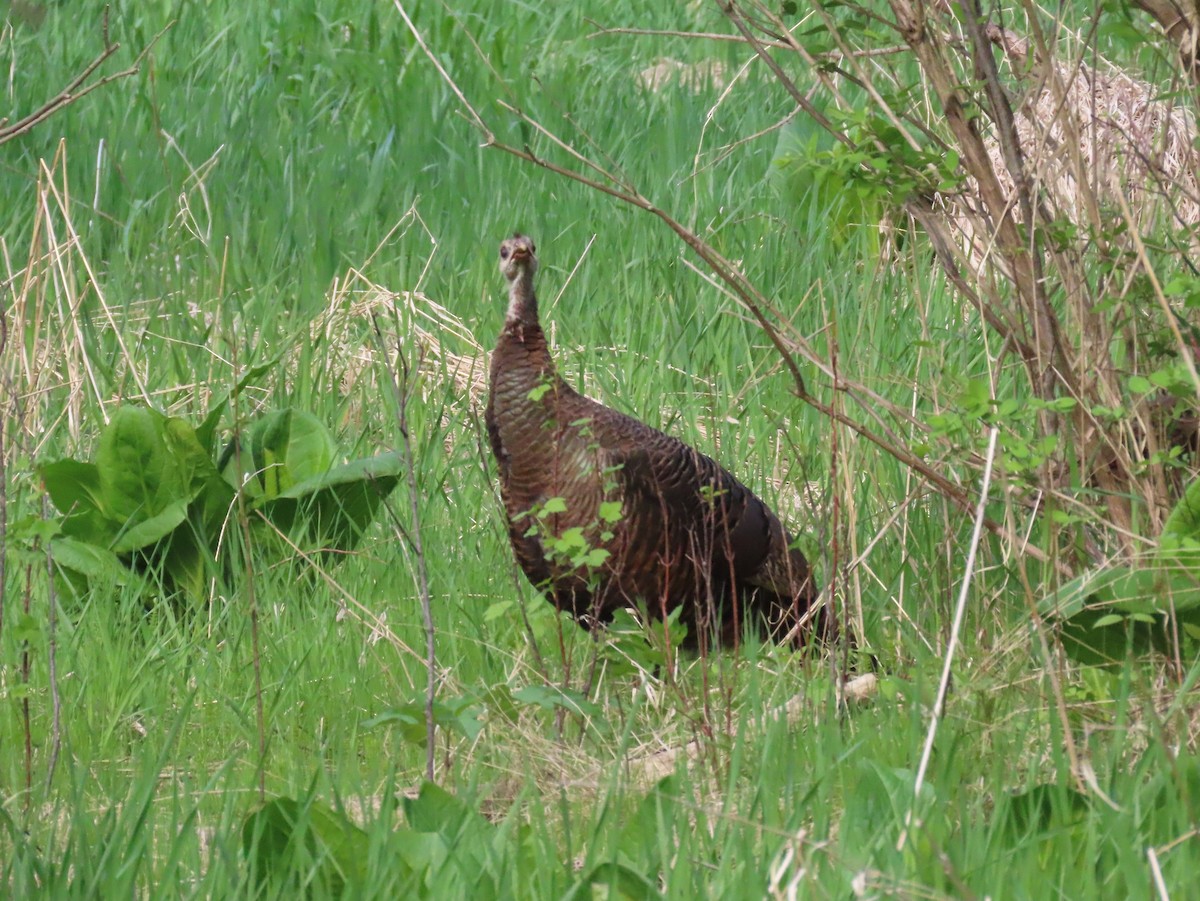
[5,145,154,453]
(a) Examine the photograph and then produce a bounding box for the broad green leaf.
[512,684,602,718]
[96,406,175,522]
[363,698,484,745]
[242,796,368,898]
[162,416,215,493]
[1163,477,1200,544]
[39,459,106,517]
[259,450,403,550]
[402,783,496,887]
[389,830,448,880]
[579,548,611,567]
[49,537,135,585]
[95,407,209,528]
[618,776,682,874]
[1039,561,1200,664]
[1041,565,1200,621]
[483,600,514,622]
[555,527,587,550]
[159,526,212,602]
[1127,374,1154,394]
[111,501,189,553]
[362,706,427,744]
[403,783,490,843]
[250,408,337,498]
[565,862,661,901]
[8,515,61,544]
[195,400,228,457]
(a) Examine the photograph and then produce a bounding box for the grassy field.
[2,0,1198,897]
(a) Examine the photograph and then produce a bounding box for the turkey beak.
[511,246,530,262]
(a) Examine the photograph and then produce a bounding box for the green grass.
[2,0,1198,897]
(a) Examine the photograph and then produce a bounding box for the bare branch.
[0,12,169,146]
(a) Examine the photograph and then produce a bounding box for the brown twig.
[587,21,909,60]
[372,317,438,783]
[0,10,169,146]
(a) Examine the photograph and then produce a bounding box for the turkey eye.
[500,247,510,259]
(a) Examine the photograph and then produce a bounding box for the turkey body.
[485,234,827,649]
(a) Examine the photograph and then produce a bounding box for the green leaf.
[598,501,623,523]
[959,377,991,413]
[1045,396,1078,413]
[94,407,212,542]
[361,706,427,744]
[363,699,484,745]
[242,796,368,898]
[512,684,602,718]
[556,527,587,550]
[402,783,493,875]
[111,501,190,553]
[39,459,106,517]
[195,401,228,456]
[484,600,514,622]
[1127,374,1153,394]
[618,775,682,873]
[12,612,41,645]
[388,830,449,881]
[259,450,403,551]
[96,406,177,522]
[1162,477,1200,544]
[9,515,61,544]
[46,536,143,599]
[527,383,551,402]
[579,548,611,567]
[250,408,337,499]
[541,496,568,515]
[1039,561,1200,664]
[566,862,663,901]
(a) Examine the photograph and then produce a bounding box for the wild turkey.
[485,233,831,650]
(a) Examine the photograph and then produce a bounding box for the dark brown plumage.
[485,234,830,650]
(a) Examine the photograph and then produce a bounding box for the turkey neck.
[505,264,540,330]
[497,265,554,374]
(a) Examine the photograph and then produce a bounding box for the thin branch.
[588,21,910,59]
[0,11,169,146]
[897,425,1000,852]
[372,317,438,783]
[588,24,795,48]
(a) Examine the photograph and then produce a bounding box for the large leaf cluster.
[1040,478,1200,663]
[37,405,404,603]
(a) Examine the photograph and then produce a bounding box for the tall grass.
[1,0,1197,897]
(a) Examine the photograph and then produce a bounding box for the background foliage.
[1,0,1198,896]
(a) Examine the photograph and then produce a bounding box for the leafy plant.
[1040,476,1200,664]
[242,795,370,899]
[36,404,404,604]
[242,782,666,899]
